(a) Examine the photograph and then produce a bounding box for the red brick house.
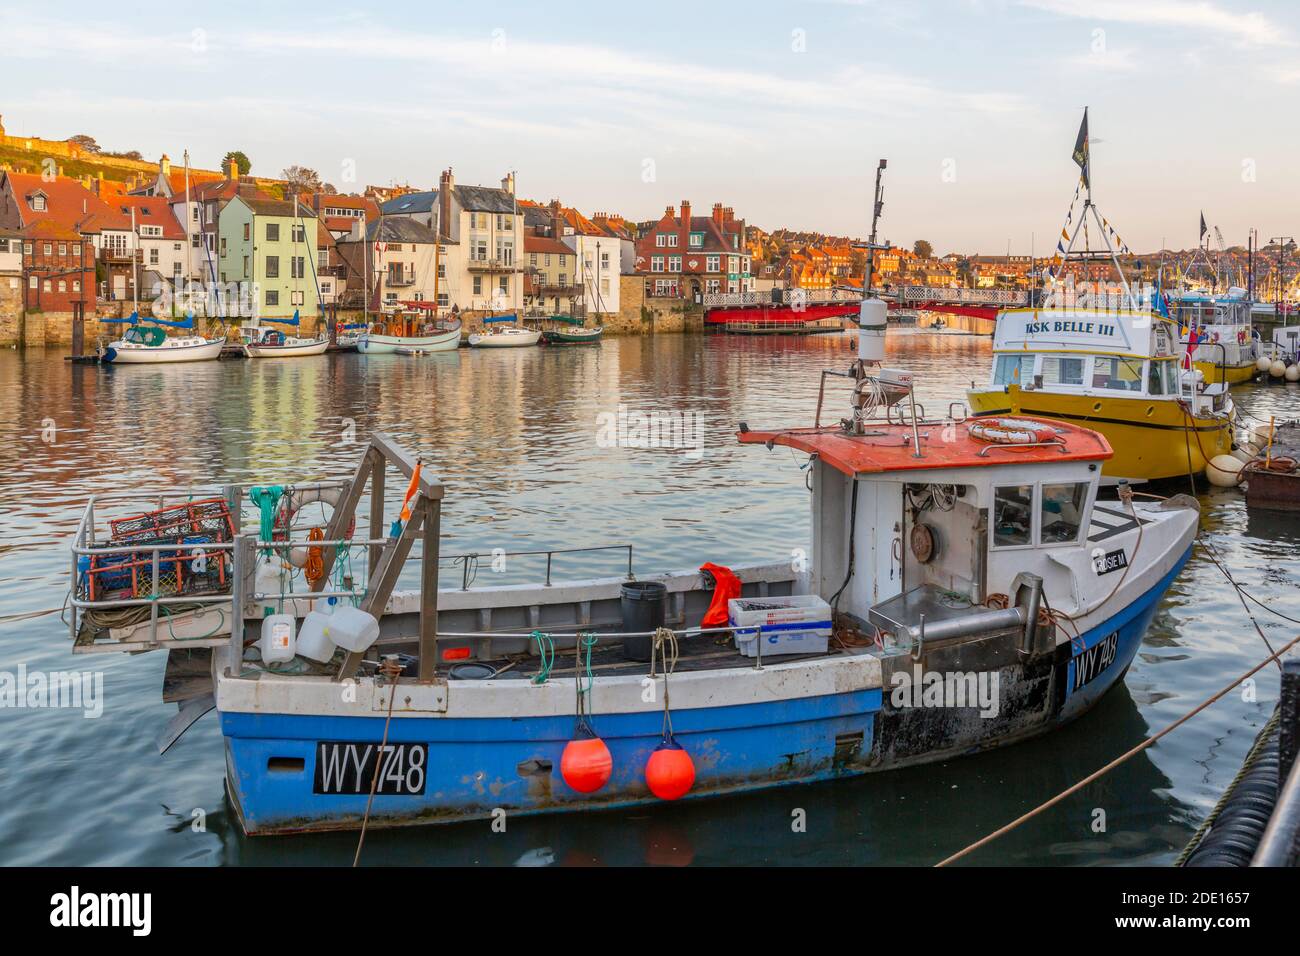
[20,219,95,314]
[633,201,750,298]
[0,172,103,315]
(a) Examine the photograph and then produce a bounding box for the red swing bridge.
[702,286,1029,334]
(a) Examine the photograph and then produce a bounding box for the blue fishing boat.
[67,305,1198,832]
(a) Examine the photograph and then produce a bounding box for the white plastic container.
[296,610,338,663]
[321,605,380,653]
[728,594,832,658]
[259,613,297,664]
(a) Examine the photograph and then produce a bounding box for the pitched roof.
[113,196,186,239]
[2,172,113,233]
[380,190,437,215]
[363,217,439,244]
[453,184,516,214]
[237,196,317,218]
[524,234,573,256]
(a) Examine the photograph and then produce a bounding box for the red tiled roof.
[114,196,186,239]
[2,172,114,233]
[524,234,573,256]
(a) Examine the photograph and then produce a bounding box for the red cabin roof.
[737,418,1112,477]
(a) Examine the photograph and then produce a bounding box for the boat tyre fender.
[968,417,1058,445]
[275,486,356,567]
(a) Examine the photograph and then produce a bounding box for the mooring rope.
[353,656,404,867]
[934,632,1300,867]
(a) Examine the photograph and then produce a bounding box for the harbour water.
[1,331,1298,866]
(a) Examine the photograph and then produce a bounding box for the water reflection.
[0,332,1295,865]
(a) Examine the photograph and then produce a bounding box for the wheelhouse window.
[993,354,1032,386]
[1090,356,1143,391]
[993,485,1033,547]
[1040,356,1085,386]
[1039,482,1088,544]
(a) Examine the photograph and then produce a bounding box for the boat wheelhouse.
[1169,288,1258,386]
[967,306,1235,482]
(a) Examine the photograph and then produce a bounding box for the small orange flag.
[399,462,422,522]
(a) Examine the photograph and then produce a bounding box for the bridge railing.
[701,288,860,309]
[896,286,1029,306]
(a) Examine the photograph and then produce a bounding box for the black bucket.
[620,581,667,662]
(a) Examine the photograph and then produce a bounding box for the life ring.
[968,417,1058,445]
[273,486,356,567]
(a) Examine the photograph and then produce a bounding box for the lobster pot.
[858,298,887,364]
[109,497,236,544]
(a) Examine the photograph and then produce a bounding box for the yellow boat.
[967,307,1236,483]
[1169,289,1259,387]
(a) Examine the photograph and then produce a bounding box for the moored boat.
[241,312,329,358]
[99,312,226,364]
[540,315,603,344]
[468,314,541,348]
[1169,288,1259,386]
[966,306,1236,482]
[358,310,462,354]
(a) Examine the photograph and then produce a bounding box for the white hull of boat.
[244,338,329,358]
[467,328,542,348]
[101,337,226,364]
[357,330,461,354]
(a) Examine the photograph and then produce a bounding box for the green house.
[219,196,319,321]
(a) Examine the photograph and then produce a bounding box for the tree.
[283,165,323,193]
[69,134,100,153]
[222,150,252,176]
[913,239,933,260]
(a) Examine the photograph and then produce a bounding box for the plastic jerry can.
[296,610,337,663]
[259,613,297,664]
[322,605,380,653]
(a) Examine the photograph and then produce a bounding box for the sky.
[3,0,1299,254]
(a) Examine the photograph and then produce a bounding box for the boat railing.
[442,544,635,590]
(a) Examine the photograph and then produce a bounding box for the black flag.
[1199,211,1208,241]
[1072,109,1090,188]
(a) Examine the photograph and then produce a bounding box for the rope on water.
[934,632,1300,867]
[353,656,404,867]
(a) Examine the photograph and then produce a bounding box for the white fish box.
[728,595,832,657]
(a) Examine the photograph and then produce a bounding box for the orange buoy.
[646,739,695,801]
[560,735,612,794]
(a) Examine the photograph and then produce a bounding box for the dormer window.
[29,192,46,212]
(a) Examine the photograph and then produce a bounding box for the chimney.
[501,172,515,195]
[438,167,454,240]
[549,199,563,238]
[225,156,239,181]
[160,154,171,178]
[712,202,723,225]
[680,200,690,228]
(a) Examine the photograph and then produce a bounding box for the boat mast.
[182,151,191,319]
[863,158,886,300]
[130,205,139,315]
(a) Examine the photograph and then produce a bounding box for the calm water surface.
[1,331,1298,866]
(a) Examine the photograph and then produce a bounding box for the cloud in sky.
[1020,0,1289,48]
[1,2,1297,250]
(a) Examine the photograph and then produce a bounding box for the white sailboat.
[99,312,225,364]
[241,312,329,358]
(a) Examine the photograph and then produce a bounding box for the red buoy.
[646,740,695,800]
[560,736,612,793]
